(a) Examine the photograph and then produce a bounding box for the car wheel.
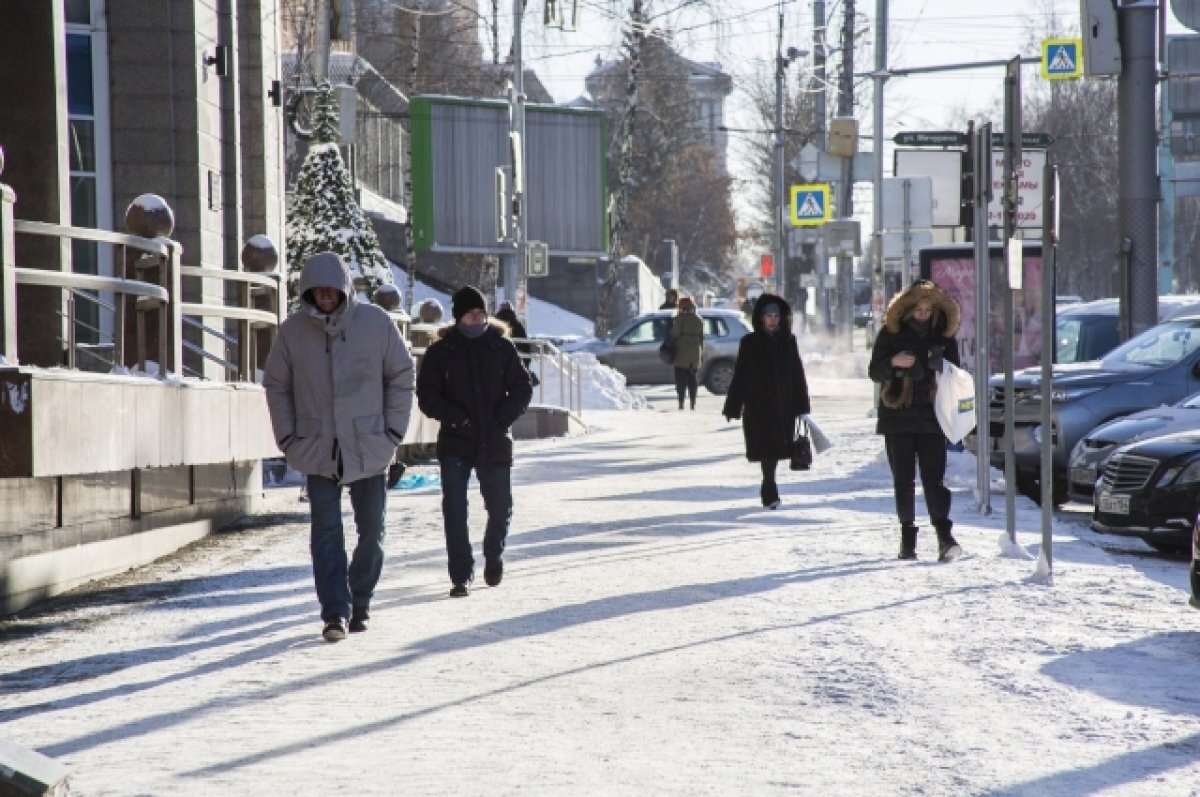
[704,360,735,395]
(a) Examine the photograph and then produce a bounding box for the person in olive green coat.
[669,294,705,410]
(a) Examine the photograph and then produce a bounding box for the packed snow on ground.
[2,330,1199,797]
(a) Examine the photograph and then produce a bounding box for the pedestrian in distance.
[660,288,679,310]
[495,302,539,387]
[722,293,812,509]
[795,286,809,332]
[669,294,704,410]
[263,252,415,642]
[868,278,963,562]
[416,286,534,597]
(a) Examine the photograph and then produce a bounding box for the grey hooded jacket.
[263,252,415,484]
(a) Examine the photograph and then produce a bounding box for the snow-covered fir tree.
[286,81,392,307]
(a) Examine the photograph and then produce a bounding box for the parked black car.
[1191,515,1200,608]
[1092,431,1200,554]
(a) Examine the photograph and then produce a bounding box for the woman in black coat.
[722,293,811,508]
[868,279,962,562]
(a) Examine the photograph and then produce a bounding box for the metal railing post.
[0,182,16,363]
[163,241,182,377]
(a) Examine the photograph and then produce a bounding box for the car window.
[1055,318,1083,363]
[705,317,726,337]
[1103,320,1200,367]
[618,318,668,345]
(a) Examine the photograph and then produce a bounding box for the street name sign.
[893,131,966,147]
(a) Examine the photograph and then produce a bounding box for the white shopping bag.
[934,362,977,444]
[800,414,833,454]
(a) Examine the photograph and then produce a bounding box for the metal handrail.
[13,219,172,257]
[513,337,583,416]
[180,264,280,289]
[178,302,279,326]
[4,203,281,381]
[14,267,169,301]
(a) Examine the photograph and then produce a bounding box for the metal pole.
[838,0,855,348]
[974,123,993,514]
[313,0,330,82]
[1039,163,1059,580]
[872,0,887,326]
[1118,0,1160,334]
[1003,57,1022,544]
[1160,75,1175,294]
[813,0,827,331]
[774,1,786,298]
[507,0,527,316]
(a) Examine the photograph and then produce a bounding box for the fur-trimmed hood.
[883,279,960,338]
[749,292,794,334]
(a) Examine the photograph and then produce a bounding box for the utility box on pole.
[527,241,549,277]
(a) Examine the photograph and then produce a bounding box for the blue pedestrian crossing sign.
[1042,38,1083,80]
[790,183,830,227]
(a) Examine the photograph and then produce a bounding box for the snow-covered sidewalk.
[2,379,1199,796]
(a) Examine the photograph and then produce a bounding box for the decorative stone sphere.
[241,234,279,272]
[418,298,444,324]
[373,283,402,311]
[124,194,175,238]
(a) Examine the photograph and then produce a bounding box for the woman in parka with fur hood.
[868,279,962,562]
[722,293,811,509]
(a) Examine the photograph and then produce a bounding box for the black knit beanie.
[451,286,486,321]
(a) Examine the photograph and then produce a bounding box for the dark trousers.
[307,473,387,622]
[884,432,951,527]
[760,458,779,505]
[439,456,513,585]
[674,366,698,408]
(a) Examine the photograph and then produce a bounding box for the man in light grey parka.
[264,252,414,642]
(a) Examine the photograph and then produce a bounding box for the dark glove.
[928,345,945,375]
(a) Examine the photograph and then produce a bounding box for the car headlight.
[1027,386,1103,403]
[1159,460,1200,487]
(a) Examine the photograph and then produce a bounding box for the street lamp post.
[773,2,805,302]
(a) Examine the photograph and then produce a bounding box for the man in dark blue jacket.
[416,286,533,596]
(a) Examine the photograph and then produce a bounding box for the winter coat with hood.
[722,293,812,462]
[263,252,415,484]
[669,298,704,371]
[868,279,961,436]
[416,319,533,466]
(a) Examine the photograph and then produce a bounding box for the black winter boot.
[898,524,918,560]
[934,519,962,563]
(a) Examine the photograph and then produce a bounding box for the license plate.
[1098,491,1130,515]
[1070,466,1096,485]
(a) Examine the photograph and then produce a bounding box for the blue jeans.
[307,473,387,621]
[439,456,512,585]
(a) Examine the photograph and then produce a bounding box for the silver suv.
[574,308,751,394]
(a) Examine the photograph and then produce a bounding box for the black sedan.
[1091,431,1200,554]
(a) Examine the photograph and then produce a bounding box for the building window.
[65,2,112,348]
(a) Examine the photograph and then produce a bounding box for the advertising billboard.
[408,96,607,256]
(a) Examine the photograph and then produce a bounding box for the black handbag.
[658,335,676,365]
[790,418,813,471]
